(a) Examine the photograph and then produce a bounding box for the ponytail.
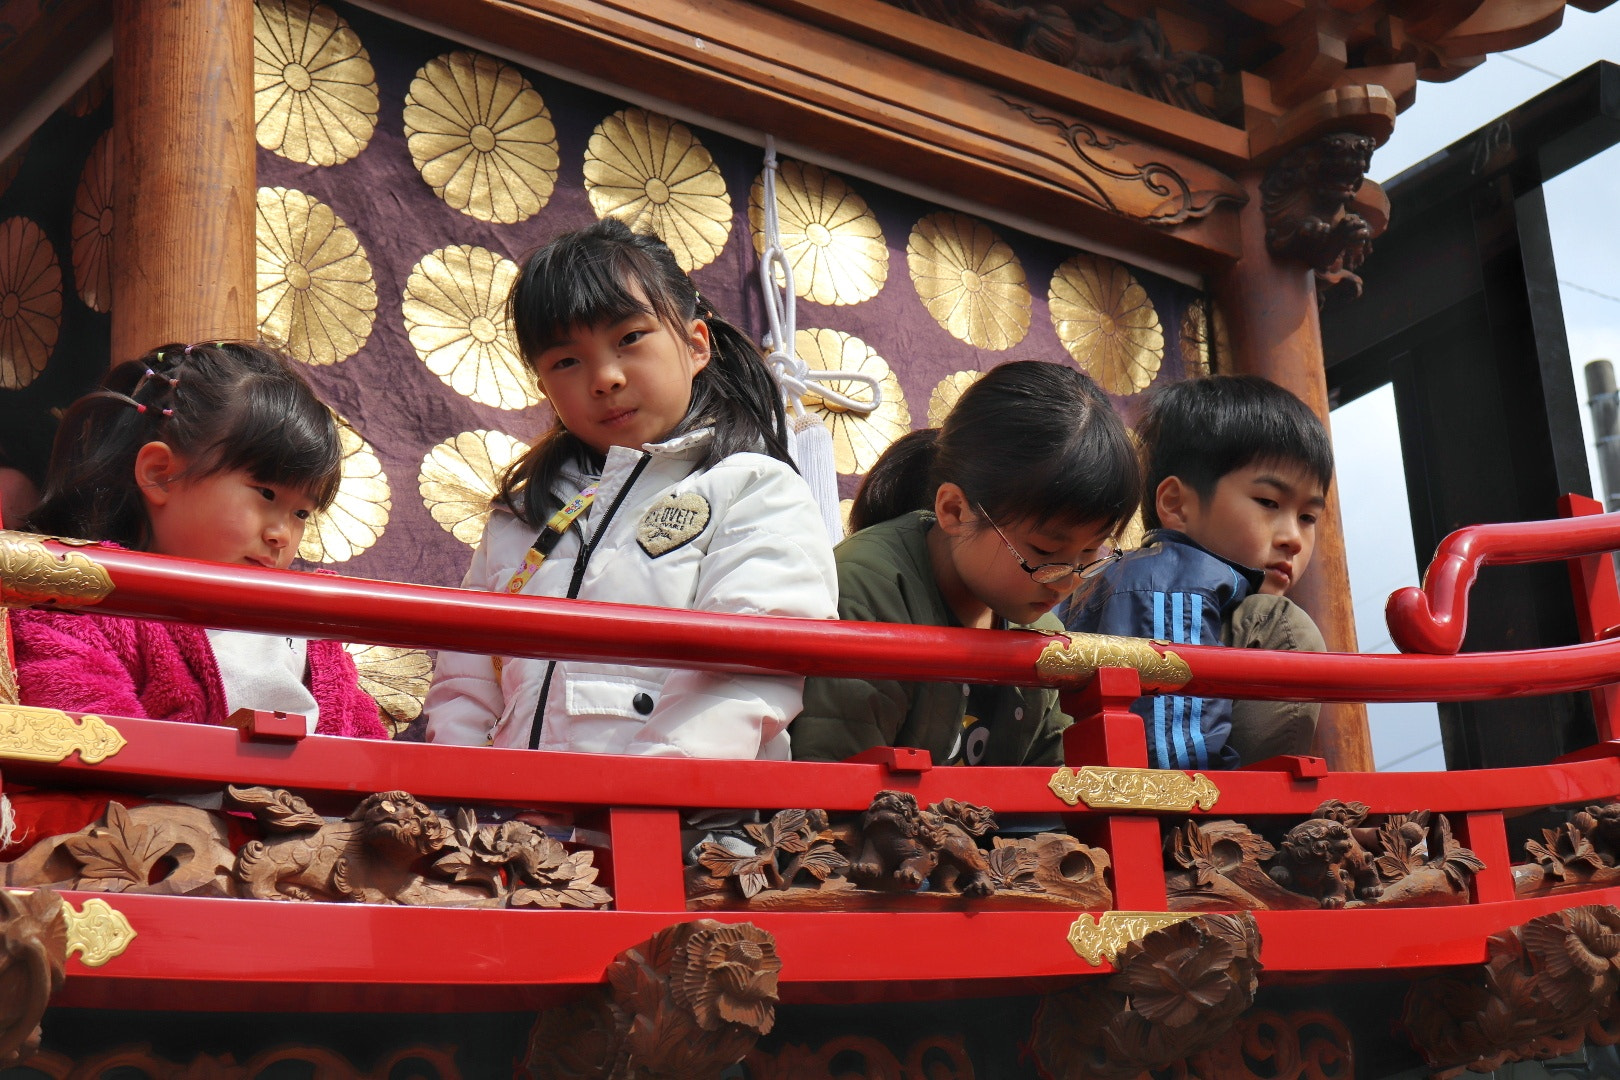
[851,361,1139,535]
[848,429,938,533]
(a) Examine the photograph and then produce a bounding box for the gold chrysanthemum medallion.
[71,131,113,313]
[1179,297,1226,377]
[748,161,887,306]
[404,51,558,224]
[0,217,62,390]
[907,213,1029,350]
[299,416,390,563]
[256,186,378,365]
[347,643,433,733]
[927,370,984,427]
[419,429,531,547]
[584,108,731,272]
[1050,253,1163,395]
[402,245,536,411]
[254,0,379,167]
[794,328,910,475]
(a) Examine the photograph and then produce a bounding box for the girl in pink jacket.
[12,342,385,739]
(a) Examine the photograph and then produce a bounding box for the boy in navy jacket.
[1062,376,1332,769]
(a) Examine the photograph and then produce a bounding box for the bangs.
[511,237,686,360]
[201,375,342,509]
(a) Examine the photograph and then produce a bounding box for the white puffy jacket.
[423,429,839,758]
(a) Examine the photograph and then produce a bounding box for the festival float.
[0,0,1618,1075]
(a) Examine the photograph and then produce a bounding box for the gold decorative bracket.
[1067,911,1195,966]
[62,898,136,967]
[1035,633,1191,689]
[1049,765,1220,811]
[0,531,114,608]
[0,704,127,764]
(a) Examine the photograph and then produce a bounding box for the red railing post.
[1560,494,1620,740]
[1459,811,1516,905]
[605,807,687,912]
[1060,668,1148,768]
[1060,670,1166,910]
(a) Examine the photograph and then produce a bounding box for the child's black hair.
[1137,374,1334,530]
[26,341,342,548]
[849,360,1139,536]
[499,218,791,525]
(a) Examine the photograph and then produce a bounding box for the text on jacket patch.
[636,491,712,557]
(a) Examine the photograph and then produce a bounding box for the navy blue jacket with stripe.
[1058,530,1262,770]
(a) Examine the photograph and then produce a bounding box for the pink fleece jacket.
[11,609,387,739]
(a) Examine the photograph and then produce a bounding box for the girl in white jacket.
[424,219,838,758]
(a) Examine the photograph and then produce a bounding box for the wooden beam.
[111,0,255,362]
[1213,169,1375,772]
[384,0,1247,267]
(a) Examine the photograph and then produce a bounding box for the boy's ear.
[133,442,178,507]
[687,317,712,374]
[933,482,972,535]
[1155,476,1194,532]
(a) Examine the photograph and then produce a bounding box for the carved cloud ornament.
[0,704,125,765]
[1035,631,1192,689]
[1000,100,1247,228]
[1049,765,1220,812]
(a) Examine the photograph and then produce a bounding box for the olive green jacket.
[790,510,1071,766]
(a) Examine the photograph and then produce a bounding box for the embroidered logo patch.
[636,492,711,557]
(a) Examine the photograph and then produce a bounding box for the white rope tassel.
[0,793,17,852]
[757,137,880,541]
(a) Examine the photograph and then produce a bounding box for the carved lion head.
[1280,818,1352,867]
[350,792,453,857]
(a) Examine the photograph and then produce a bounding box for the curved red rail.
[12,532,1620,704]
[1386,509,1620,654]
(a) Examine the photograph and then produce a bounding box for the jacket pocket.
[562,665,662,720]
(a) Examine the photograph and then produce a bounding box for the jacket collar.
[1142,529,1266,592]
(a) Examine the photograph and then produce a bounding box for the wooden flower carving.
[671,921,783,1034]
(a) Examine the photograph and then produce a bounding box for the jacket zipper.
[528,451,653,749]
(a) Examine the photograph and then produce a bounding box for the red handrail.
[1386,509,1620,654]
[10,530,1620,705]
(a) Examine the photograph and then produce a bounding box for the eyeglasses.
[976,504,1122,585]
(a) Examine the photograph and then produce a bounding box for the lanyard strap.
[506,485,598,594]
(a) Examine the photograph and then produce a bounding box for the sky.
[1335,12,1620,770]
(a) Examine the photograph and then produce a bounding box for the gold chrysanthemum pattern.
[254,0,379,167]
[795,328,910,475]
[71,131,113,313]
[404,50,558,225]
[927,370,983,427]
[402,245,536,411]
[907,213,1030,350]
[299,416,390,563]
[748,161,887,306]
[256,186,377,365]
[0,217,62,390]
[1050,253,1163,395]
[584,108,731,272]
[1179,297,1224,377]
[65,67,110,118]
[420,429,531,547]
[347,643,433,732]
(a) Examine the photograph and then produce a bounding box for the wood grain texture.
[111,0,255,361]
[1215,168,1374,772]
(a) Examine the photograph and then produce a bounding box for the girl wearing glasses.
[790,361,1140,766]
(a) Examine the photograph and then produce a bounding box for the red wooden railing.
[5,507,1620,1011]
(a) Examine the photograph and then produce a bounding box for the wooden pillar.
[111,0,255,361]
[1214,170,1374,773]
